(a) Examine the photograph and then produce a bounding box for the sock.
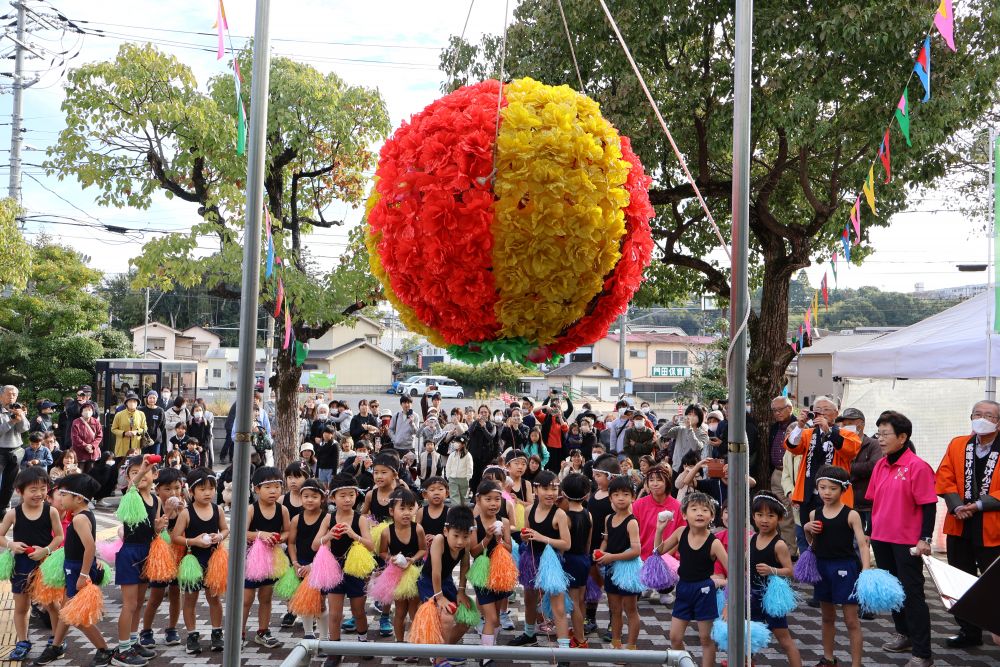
[116,640,130,652]
[319,610,330,640]
[358,633,368,642]
[557,638,570,650]
[482,634,495,647]
[524,623,536,638]
[130,633,138,642]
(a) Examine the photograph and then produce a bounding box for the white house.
[545,362,618,401]
[203,348,268,389]
[131,322,221,360]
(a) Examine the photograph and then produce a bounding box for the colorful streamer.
[878,129,891,183]
[862,165,876,215]
[821,274,829,308]
[283,300,292,350]
[214,0,228,60]
[914,36,931,102]
[895,89,912,147]
[850,196,861,241]
[934,0,956,52]
[273,278,284,318]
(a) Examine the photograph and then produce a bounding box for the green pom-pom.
[40,547,65,587]
[0,550,14,580]
[117,486,150,528]
[159,530,171,543]
[97,560,114,586]
[177,553,204,592]
[274,566,301,600]
[468,554,490,589]
[454,602,481,626]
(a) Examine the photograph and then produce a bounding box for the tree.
[46,44,390,469]
[0,198,31,290]
[443,1,1000,476]
[0,240,134,405]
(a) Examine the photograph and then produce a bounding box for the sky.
[0,0,993,295]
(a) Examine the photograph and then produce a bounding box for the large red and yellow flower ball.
[365,77,654,364]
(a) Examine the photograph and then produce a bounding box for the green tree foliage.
[443,1,1000,474]
[429,361,540,392]
[45,43,391,469]
[0,198,31,290]
[790,285,958,331]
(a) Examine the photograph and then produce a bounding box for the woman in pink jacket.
[70,403,103,474]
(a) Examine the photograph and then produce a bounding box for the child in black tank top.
[362,453,401,636]
[417,477,448,553]
[281,463,307,522]
[242,467,290,648]
[471,480,513,655]
[560,472,593,649]
[0,468,63,661]
[141,466,186,648]
[286,478,327,639]
[416,505,475,656]
[595,475,641,650]
[377,488,426,644]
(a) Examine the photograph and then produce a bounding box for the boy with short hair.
[182,438,201,469]
[21,432,53,471]
[169,422,190,453]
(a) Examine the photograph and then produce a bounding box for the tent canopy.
[832,291,1000,379]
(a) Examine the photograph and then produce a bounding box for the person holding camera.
[389,395,419,457]
[0,385,29,512]
[659,404,709,468]
[537,389,573,473]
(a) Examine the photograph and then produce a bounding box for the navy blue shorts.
[116,542,150,586]
[328,572,366,599]
[245,576,277,589]
[11,553,38,594]
[564,553,591,589]
[815,557,859,606]
[148,578,177,590]
[601,565,639,598]
[672,578,718,621]
[750,586,788,630]
[64,560,103,599]
[181,549,213,592]
[417,573,457,603]
[474,585,511,606]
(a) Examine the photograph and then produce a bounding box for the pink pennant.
[283,300,292,350]
[850,196,861,243]
[934,0,956,52]
[215,1,227,60]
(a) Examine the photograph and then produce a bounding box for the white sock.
[302,615,315,635]
[319,610,330,640]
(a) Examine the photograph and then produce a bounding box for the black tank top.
[294,511,326,565]
[388,524,420,558]
[249,501,284,535]
[812,505,857,560]
[282,494,303,522]
[124,494,159,545]
[604,514,635,556]
[567,509,591,555]
[497,499,509,521]
[528,502,559,558]
[421,538,463,583]
[677,527,717,582]
[185,504,220,559]
[420,505,446,537]
[65,510,96,561]
[511,479,528,503]
[587,492,613,547]
[330,512,362,560]
[370,488,392,523]
[475,516,502,557]
[750,533,781,589]
[14,502,53,548]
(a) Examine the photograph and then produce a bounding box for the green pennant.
[894,88,911,148]
[236,100,247,156]
[294,340,308,367]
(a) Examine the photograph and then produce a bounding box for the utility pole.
[617,313,627,396]
[143,287,150,358]
[7,0,26,203]
[264,314,275,383]
[222,1,272,665]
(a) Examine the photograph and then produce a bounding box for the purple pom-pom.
[640,553,670,590]
[585,574,602,604]
[793,547,822,584]
[517,541,536,588]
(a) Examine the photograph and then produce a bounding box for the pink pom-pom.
[367,562,405,605]
[661,553,680,588]
[307,546,343,590]
[245,538,275,582]
[96,538,123,565]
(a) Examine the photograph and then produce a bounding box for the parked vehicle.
[397,375,465,398]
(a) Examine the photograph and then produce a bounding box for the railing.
[279,640,696,667]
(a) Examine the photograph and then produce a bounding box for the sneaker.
[185,631,202,655]
[480,658,493,667]
[31,643,64,666]
[303,633,317,641]
[373,600,385,615]
[91,648,114,667]
[111,647,148,667]
[254,630,281,648]
[163,628,181,646]
[508,633,538,647]
[281,612,297,628]
[662,592,675,605]
[883,634,913,653]
[815,659,839,667]
[341,616,357,632]
[904,659,934,667]
[601,628,613,643]
[648,590,660,603]
[137,630,155,648]
[132,644,155,660]
[378,615,393,637]
[583,621,597,635]
[537,620,554,635]
[10,641,32,661]
[210,629,224,652]
[323,657,342,667]
[405,658,419,664]
[499,611,515,631]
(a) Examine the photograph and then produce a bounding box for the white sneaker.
[662,592,675,605]
[649,591,660,603]
[499,611,515,631]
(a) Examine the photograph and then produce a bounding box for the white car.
[397,375,465,398]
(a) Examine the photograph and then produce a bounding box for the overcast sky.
[1,0,991,296]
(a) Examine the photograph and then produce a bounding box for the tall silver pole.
[987,129,997,401]
[143,287,150,358]
[264,314,275,383]
[8,0,26,202]
[727,0,753,664]
[618,313,627,396]
[223,1,272,665]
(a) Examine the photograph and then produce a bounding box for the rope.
[445,0,478,87]
[555,0,584,91]
[494,0,511,148]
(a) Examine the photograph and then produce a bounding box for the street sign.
[651,365,691,378]
[308,372,337,389]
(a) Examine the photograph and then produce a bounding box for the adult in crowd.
[299,397,318,444]
[577,417,598,461]
[660,403,708,467]
[843,407,882,535]
[638,400,658,424]
[29,400,57,434]
[309,402,334,444]
[436,408,468,458]
[420,390,443,422]
[349,399,379,444]
[315,425,340,484]
[520,397,537,430]
[537,392,572,472]
[187,402,213,468]
[716,403,761,469]
[705,409,724,454]
[418,411,444,445]
[155,386,173,411]
[59,385,96,449]
[867,411,936,666]
[330,399,353,434]
[575,402,598,426]
[110,392,147,460]
[623,410,657,468]
[221,391,270,462]
[389,395,418,456]
[140,390,167,456]
[467,404,498,491]
[766,396,798,552]
[70,400,103,475]
[162,396,191,450]
[936,399,1000,649]
[607,400,632,456]
[499,408,529,452]
[0,385,28,513]
[784,395,861,529]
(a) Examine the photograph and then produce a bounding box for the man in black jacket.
[315,426,340,485]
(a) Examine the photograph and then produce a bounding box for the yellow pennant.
[862,164,876,215]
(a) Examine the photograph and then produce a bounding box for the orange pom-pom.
[487,544,518,593]
[143,536,179,583]
[204,548,229,597]
[28,569,65,606]
[288,573,322,616]
[59,581,104,627]
[171,542,187,564]
[408,599,444,645]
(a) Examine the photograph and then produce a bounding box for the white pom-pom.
[393,554,408,569]
[658,510,674,523]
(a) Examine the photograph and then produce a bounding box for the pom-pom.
[274,566,301,600]
[309,545,344,590]
[762,575,801,617]
[517,541,536,588]
[116,486,150,528]
[177,553,204,592]
[640,553,670,590]
[611,557,645,594]
[468,554,490,589]
[585,574,602,604]
[143,534,179,583]
[541,591,572,618]
[409,599,444,644]
[662,553,681,588]
[793,548,821,584]
[394,564,421,600]
[487,544,518,593]
[513,503,526,531]
[96,561,113,587]
[204,547,229,597]
[368,563,405,606]
[853,568,905,615]
[368,521,389,553]
[343,541,376,578]
[716,587,727,615]
[59,580,104,626]
[288,573,322,616]
[96,537,123,565]
[28,568,64,605]
[454,601,481,626]
[245,538,275,582]
[711,619,773,654]
[510,540,519,565]
[536,544,571,595]
[0,549,13,580]
[40,547,65,587]
[272,546,290,579]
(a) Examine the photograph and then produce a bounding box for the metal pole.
[727,0,753,663]
[618,313,627,395]
[988,129,998,400]
[8,0,26,202]
[264,314,275,383]
[143,287,150,358]
[222,1,272,665]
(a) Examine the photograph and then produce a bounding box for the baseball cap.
[79,385,92,393]
[39,400,57,410]
[840,407,865,421]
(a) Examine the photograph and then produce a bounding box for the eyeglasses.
[876,431,896,439]
[771,406,791,413]
[971,412,999,423]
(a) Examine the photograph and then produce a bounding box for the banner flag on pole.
[273,278,284,318]
[214,0,227,60]
[832,251,838,285]
[812,291,820,329]
[878,129,891,183]
[821,273,829,308]
[805,307,812,340]
[934,0,956,52]
[850,196,862,242]
[863,164,877,215]
[914,36,931,102]
[895,89,912,147]
[842,227,852,263]
[283,300,292,350]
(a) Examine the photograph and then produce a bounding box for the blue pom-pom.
[517,541,536,588]
[762,575,801,617]
[793,547,822,584]
[510,540,519,566]
[540,591,572,618]
[585,574,602,604]
[712,619,773,654]
[639,554,670,590]
[711,618,728,647]
[535,545,571,594]
[853,568,905,615]
[611,557,645,594]
[716,587,727,615]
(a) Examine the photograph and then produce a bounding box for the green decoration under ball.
[274,566,301,600]
[467,554,490,589]
[454,602,481,627]
[40,547,65,587]
[0,549,14,580]
[116,485,150,528]
[177,553,204,592]
[97,560,114,586]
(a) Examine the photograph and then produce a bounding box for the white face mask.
[592,452,602,460]
[161,392,170,400]
[641,407,649,414]
[633,420,645,430]
[81,411,92,419]
[193,411,203,418]
[839,424,856,434]
[971,417,998,435]
[708,423,718,433]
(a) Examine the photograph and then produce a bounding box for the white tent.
[832,291,999,379]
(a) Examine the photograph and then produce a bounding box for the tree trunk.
[273,349,302,472]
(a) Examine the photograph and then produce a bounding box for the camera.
[9,403,23,411]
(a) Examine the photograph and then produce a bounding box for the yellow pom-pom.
[513,502,526,531]
[368,521,390,553]
[344,541,376,578]
[394,564,421,600]
[272,546,290,578]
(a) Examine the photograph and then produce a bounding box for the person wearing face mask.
[660,404,708,469]
[638,401,658,424]
[704,410,724,451]
[187,404,214,467]
[577,417,597,461]
[70,401,104,474]
[623,412,657,468]
[156,387,172,411]
[140,390,168,457]
[935,399,1000,649]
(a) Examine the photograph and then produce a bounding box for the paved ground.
[1,507,997,667]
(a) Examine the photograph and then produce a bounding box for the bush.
[429,361,540,392]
